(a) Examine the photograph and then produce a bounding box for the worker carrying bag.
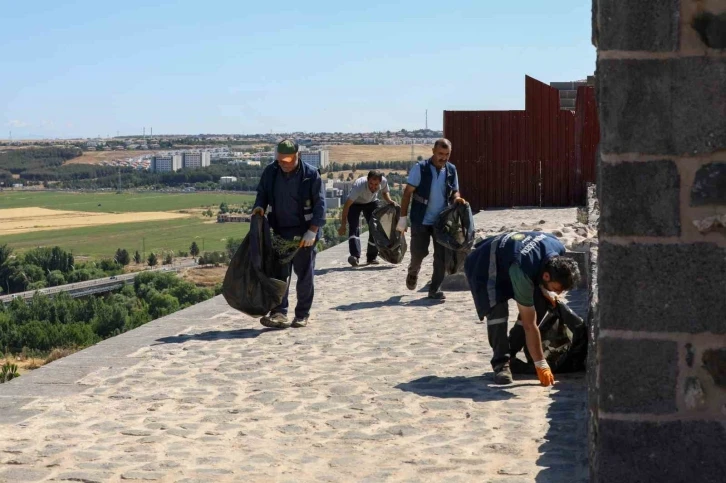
[222,214,291,317]
[434,203,476,274]
[369,203,407,264]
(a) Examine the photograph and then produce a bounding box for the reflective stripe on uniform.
[486,235,501,308]
[486,317,508,326]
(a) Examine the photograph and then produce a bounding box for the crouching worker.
[251,139,326,329]
[338,170,396,266]
[464,232,580,386]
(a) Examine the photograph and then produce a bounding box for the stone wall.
[591,1,726,482]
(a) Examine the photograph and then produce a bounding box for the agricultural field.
[328,144,432,164]
[42,144,433,165]
[0,191,253,258]
[64,150,155,165]
[0,191,253,212]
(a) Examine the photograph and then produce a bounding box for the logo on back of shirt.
[511,233,526,241]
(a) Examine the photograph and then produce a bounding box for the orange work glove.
[534,360,555,387]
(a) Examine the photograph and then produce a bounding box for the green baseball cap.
[276,139,299,155]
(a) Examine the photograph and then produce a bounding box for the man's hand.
[534,360,555,387]
[388,199,399,207]
[251,206,265,216]
[541,286,558,307]
[454,197,468,205]
[396,216,408,233]
[300,230,317,248]
[337,225,346,237]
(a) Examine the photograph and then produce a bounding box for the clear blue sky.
[1,0,595,139]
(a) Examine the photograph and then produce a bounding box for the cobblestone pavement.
[0,208,588,483]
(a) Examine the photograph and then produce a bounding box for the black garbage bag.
[222,214,290,317]
[434,203,476,274]
[369,203,407,264]
[509,292,588,374]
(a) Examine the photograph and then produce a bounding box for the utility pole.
[142,238,146,260]
[425,109,428,130]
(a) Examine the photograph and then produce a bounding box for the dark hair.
[367,170,384,181]
[542,256,581,290]
[433,138,452,151]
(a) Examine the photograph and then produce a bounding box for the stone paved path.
[0,208,588,483]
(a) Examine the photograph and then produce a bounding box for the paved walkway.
[0,208,588,483]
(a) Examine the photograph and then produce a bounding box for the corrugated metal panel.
[445,75,599,210]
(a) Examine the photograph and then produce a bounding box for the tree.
[225,238,242,258]
[133,251,142,264]
[219,202,229,214]
[163,253,173,265]
[47,270,66,287]
[91,304,128,338]
[0,244,13,267]
[189,242,200,257]
[115,248,131,266]
[417,155,423,161]
[147,253,158,267]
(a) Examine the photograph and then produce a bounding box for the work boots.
[493,362,514,384]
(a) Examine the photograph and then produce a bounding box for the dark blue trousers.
[347,201,379,262]
[272,227,316,319]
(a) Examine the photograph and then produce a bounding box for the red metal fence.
[444,75,599,209]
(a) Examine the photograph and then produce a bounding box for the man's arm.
[310,174,326,229]
[300,175,326,247]
[252,169,268,215]
[396,184,415,232]
[400,184,415,217]
[510,264,553,386]
[382,190,395,205]
[517,303,545,363]
[450,169,466,205]
[338,199,355,236]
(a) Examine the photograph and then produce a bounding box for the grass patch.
[3,217,250,258]
[0,191,255,213]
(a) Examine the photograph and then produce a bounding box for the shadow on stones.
[316,265,396,275]
[333,295,445,311]
[395,375,518,402]
[535,373,589,483]
[153,328,273,345]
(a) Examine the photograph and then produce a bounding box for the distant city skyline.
[1,0,595,139]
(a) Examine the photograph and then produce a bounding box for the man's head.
[367,170,384,193]
[431,138,452,169]
[276,139,299,173]
[540,256,581,294]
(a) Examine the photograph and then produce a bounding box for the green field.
[3,217,250,258]
[0,190,255,213]
[1,191,255,258]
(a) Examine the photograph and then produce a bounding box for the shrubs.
[0,272,213,354]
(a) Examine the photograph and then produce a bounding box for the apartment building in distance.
[182,151,211,169]
[151,152,210,172]
[300,150,329,170]
[151,154,182,172]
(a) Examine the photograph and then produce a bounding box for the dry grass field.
[0,207,191,236]
[328,144,432,164]
[180,266,227,287]
[65,150,155,164]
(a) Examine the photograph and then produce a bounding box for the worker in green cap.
[252,139,326,329]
